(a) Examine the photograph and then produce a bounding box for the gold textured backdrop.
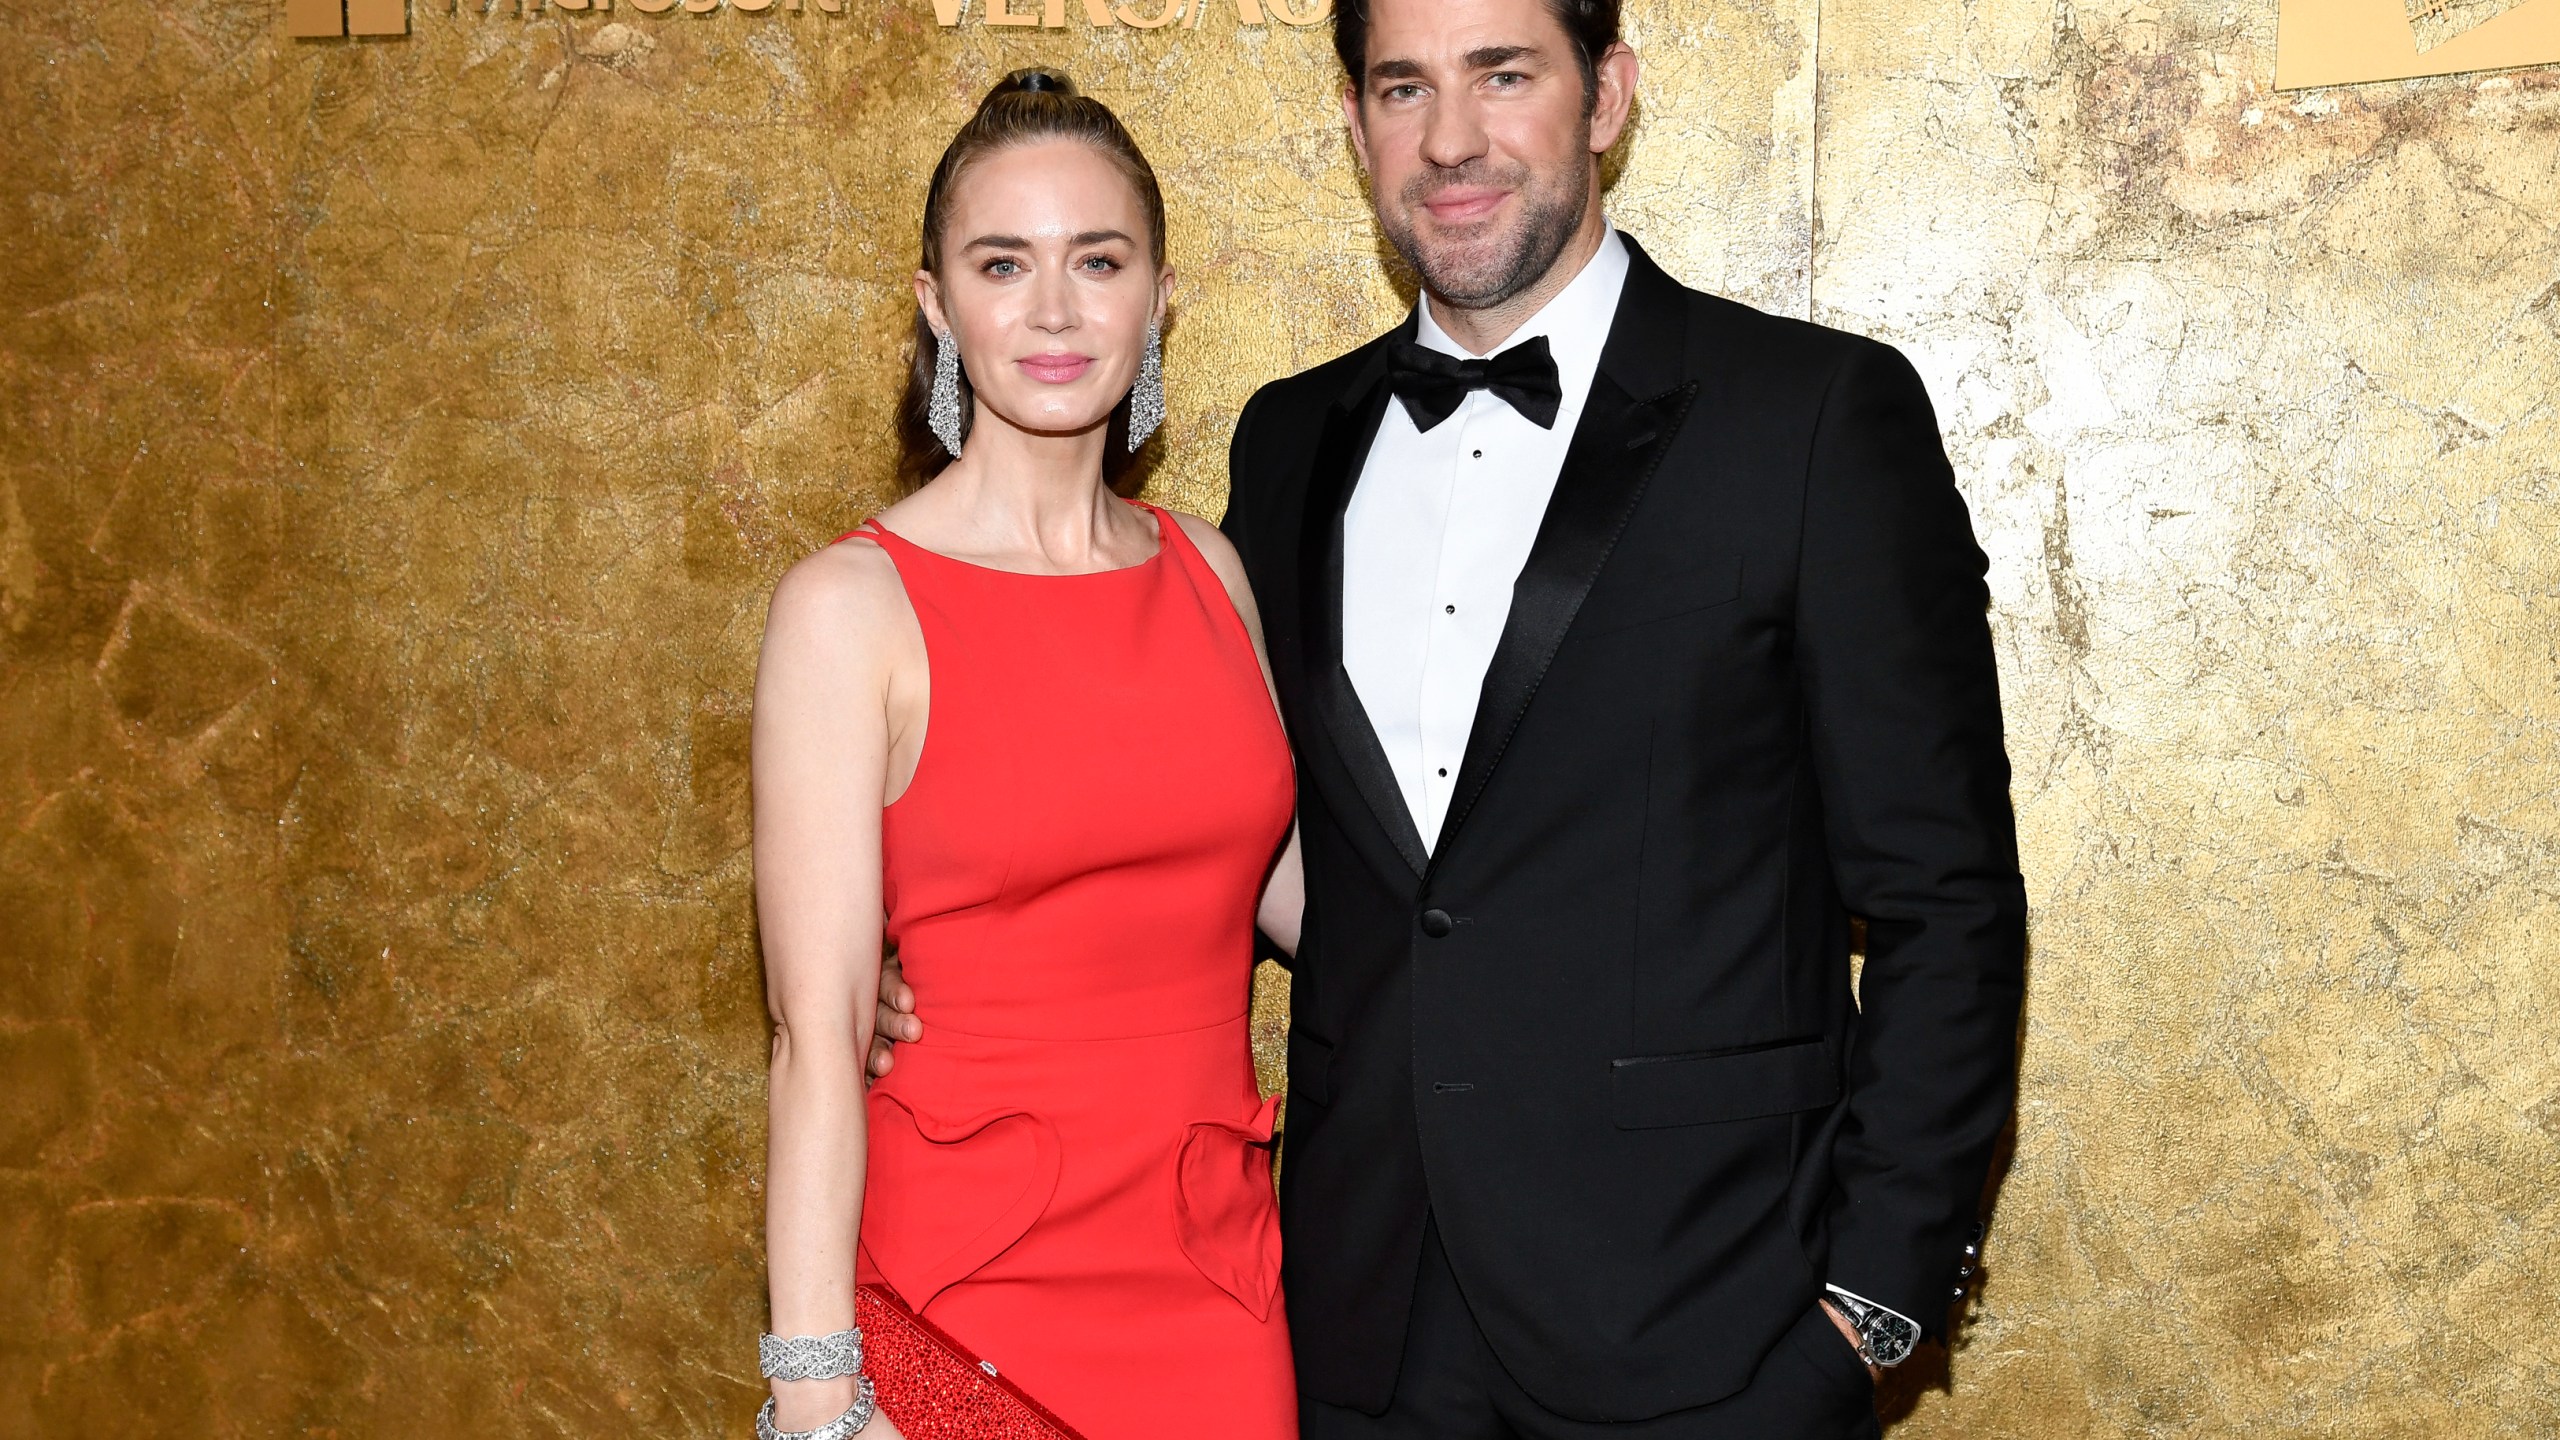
[2,0,2554,1434]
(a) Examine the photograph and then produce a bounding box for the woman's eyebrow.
[962,230,1134,250]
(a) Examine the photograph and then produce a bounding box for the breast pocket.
[1579,552,1745,638]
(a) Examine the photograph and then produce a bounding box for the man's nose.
[1418,92,1490,173]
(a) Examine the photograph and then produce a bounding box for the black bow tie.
[1385,335,1564,432]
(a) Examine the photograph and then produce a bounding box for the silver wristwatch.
[1824,1286,1921,1368]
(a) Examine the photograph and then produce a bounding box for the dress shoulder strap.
[1139,502,1266,663]
[1136,501,1204,573]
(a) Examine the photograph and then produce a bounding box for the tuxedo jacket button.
[1419,909,1454,938]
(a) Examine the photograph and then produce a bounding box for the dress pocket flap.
[1610,1038,1838,1130]
[862,1091,1063,1312]
[1173,1095,1284,1321]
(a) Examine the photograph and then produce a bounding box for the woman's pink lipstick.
[1017,353,1095,384]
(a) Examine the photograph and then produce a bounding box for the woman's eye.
[1079,255,1119,273]
[985,258,1022,277]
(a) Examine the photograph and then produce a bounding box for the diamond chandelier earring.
[928,328,967,458]
[1126,319,1165,453]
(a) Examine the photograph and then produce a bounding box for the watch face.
[1862,1312,1921,1366]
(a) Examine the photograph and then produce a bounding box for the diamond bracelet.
[755,1380,876,1440]
[759,1327,864,1383]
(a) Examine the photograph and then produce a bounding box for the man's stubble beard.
[1378,123,1595,313]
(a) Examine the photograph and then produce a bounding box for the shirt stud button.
[1444,604,1456,614]
[1472,450,1483,459]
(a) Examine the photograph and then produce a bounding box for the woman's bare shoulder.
[1164,506,1227,548]
[1166,509,1245,576]
[764,533,916,663]
[1164,508,1266,638]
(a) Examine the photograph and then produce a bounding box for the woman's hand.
[868,951,919,1079]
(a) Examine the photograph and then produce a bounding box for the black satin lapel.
[1430,373,1699,867]
[1299,386,1430,882]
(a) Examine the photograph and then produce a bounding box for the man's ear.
[1589,43,1639,155]
[1340,84,1372,174]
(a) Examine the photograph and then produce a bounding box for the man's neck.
[1423,206,1611,358]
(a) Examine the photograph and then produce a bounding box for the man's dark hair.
[1332,0,1622,100]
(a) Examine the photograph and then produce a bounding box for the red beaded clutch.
[855,1283,1089,1440]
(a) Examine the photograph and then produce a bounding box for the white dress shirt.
[1341,227,1631,853]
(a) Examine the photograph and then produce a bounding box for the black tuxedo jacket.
[1220,238,2027,1422]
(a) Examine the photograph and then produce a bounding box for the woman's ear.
[914,270,949,335]
[1156,267,1178,328]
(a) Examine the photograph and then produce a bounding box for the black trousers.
[1300,1220,1883,1440]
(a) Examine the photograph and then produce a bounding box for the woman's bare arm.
[1174,512,1303,959]
[1255,821,1304,960]
[754,541,913,1435]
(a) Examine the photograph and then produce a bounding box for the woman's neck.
[920,415,1147,571]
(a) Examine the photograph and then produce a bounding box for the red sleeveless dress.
[842,503,1298,1440]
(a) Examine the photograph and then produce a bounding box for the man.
[877,0,2024,1432]
[1220,0,2023,1434]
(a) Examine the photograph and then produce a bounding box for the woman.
[750,70,1302,1440]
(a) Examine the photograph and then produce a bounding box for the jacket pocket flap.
[1287,1030,1334,1107]
[1610,1038,1838,1130]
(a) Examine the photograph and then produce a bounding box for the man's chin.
[1413,246,1538,308]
